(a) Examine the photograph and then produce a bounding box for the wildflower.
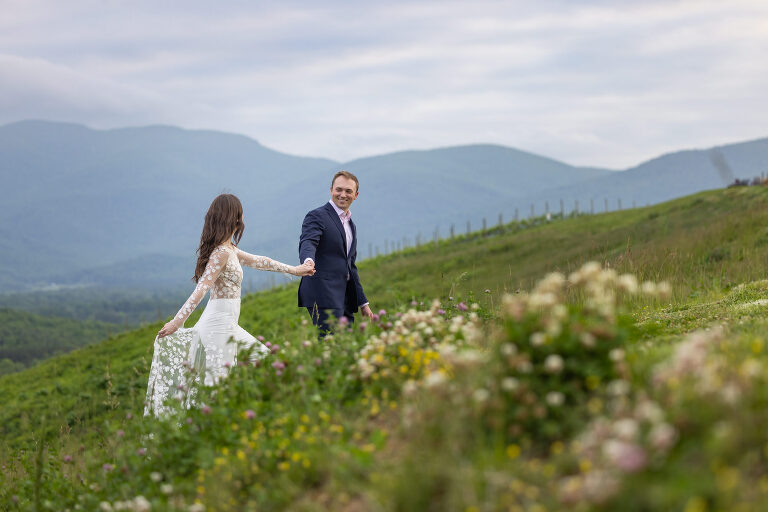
[613,418,639,441]
[99,502,113,512]
[315,358,322,366]
[302,340,312,347]
[649,423,677,451]
[506,444,521,459]
[339,316,350,326]
[201,405,211,415]
[270,344,280,353]
[371,313,380,322]
[457,302,468,311]
[437,309,446,315]
[501,377,519,392]
[546,391,565,407]
[102,463,114,472]
[272,360,286,371]
[161,483,173,494]
[133,496,151,512]
[150,471,163,482]
[224,362,231,368]
[359,322,368,331]
[473,388,490,403]
[530,332,547,347]
[188,504,206,512]
[544,354,564,374]
[378,309,387,316]
[500,343,517,356]
[186,417,194,424]
[63,454,73,463]
[257,335,265,342]
[609,349,625,362]
[603,440,647,473]
[424,371,447,388]
[403,380,418,396]
[265,341,272,347]
[137,448,147,456]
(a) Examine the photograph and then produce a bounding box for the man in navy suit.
[298,170,373,335]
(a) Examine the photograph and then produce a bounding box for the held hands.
[158,318,182,338]
[294,260,316,276]
[360,304,374,318]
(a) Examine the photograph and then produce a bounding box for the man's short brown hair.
[331,170,359,192]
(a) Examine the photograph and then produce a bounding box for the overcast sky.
[1,0,766,168]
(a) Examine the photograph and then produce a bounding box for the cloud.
[0,0,766,168]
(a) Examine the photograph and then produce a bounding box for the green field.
[3,186,768,511]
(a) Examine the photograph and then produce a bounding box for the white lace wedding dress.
[144,244,296,416]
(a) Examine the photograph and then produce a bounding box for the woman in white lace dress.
[145,194,314,416]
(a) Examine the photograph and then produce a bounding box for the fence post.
[369,243,372,259]
[450,224,455,239]
[590,198,594,214]
[466,220,471,235]
[618,198,622,210]
[530,204,534,219]
[498,213,503,228]
[575,200,579,215]
[560,199,564,216]
[514,208,519,222]
[545,201,549,215]
[605,198,609,212]
[482,218,487,231]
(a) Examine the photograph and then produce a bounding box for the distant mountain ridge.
[0,119,765,292]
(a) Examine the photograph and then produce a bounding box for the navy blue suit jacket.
[298,202,367,311]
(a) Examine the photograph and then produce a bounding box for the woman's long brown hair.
[193,194,245,282]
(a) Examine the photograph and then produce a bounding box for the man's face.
[330,176,359,212]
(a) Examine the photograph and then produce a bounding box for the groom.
[298,170,373,335]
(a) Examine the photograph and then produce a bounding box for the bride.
[144,193,315,416]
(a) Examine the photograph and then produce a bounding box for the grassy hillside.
[3,185,768,510]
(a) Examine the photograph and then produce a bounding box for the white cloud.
[0,0,766,168]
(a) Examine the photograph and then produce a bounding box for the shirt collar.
[328,199,351,220]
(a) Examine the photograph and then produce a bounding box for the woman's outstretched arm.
[236,248,315,276]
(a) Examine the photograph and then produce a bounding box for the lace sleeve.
[173,246,229,324]
[236,247,297,275]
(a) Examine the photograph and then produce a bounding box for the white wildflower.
[607,380,630,396]
[161,483,173,494]
[544,354,564,374]
[133,496,151,512]
[500,343,517,356]
[188,505,206,512]
[501,377,519,392]
[613,418,639,441]
[546,391,565,407]
[149,472,162,483]
[640,281,656,296]
[424,371,447,388]
[609,349,625,362]
[617,274,638,294]
[530,332,548,347]
[99,503,113,512]
[649,423,677,451]
[473,388,490,403]
[580,332,596,349]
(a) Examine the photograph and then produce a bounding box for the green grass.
[4,185,768,510]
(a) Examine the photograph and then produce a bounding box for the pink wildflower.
[201,405,211,415]
[244,409,256,420]
[457,302,468,311]
[339,316,350,326]
[272,360,286,370]
[270,344,280,353]
[63,455,73,463]
[378,309,387,316]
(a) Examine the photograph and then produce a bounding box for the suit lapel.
[324,203,348,256]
